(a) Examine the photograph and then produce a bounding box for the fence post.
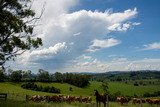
[140,97,142,107]
[107,94,109,107]
[26,95,29,102]
[5,94,7,101]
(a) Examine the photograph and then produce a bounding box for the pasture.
[0,99,157,107]
[0,80,160,107]
[1,81,160,96]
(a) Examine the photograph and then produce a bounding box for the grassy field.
[108,81,160,96]
[0,80,160,107]
[0,99,157,107]
[1,81,160,96]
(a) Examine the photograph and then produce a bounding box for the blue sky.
[76,0,160,59]
[7,0,160,73]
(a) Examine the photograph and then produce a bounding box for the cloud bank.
[8,0,141,72]
[64,56,160,73]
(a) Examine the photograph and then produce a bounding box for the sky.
[6,0,160,73]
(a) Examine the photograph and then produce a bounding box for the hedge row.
[21,82,60,93]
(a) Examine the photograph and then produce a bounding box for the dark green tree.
[54,72,63,83]
[22,70,32,81]
[101,80,109,94]
[37,69,50,82]
[0,69,4,82]
[10,70,22,82]
[0,0,43,66]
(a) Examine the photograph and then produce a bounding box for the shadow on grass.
[0,99,153,107]
[0,99,96,107]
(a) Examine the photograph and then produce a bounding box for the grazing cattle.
[29,95,43,102]
[48,95,56,102]
[132,98,146,104]
[94,90,108,107]
[87,97,92,103]
[66,95,76,103]
[75,96,82,102]
[146,98,160,105]
[116,96,131,105]
[43,95,50,102]
[62,95,69,102]
[26,94,93,104]
[81,96,92,103]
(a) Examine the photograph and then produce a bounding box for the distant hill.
[88,70,160,81]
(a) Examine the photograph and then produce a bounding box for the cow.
[132,98,146,104]
[146,98,160,105]
[29,95,43,102]
[66,95,76,103]
[116,96,131,105]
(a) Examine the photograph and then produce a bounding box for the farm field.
[0,80,160,107]
[0,99,157,107]
[0,81,160,96]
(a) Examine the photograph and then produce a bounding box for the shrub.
[134,83,139,86]
[143,91,160,97]
[21,82,60,93]
[108,91,122,101]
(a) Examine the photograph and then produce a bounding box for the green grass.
[0,81,160,97]
[0,81,160,107]
[0,99,94,107]
[108,81,160,96]
[0,99,157,107]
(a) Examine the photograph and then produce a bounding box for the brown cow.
[81,96,92,103]
[146,98,160,105]
[28,94,93,104]
[116,96,131,105]
[75,96,82,102]
[66,95,76,103]
[132,98,146,104]
[29,95,43,102]
[49,95,60,102]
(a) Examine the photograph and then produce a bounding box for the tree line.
[0,68,91,88]
[92,71,160,82]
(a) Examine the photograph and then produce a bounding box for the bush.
[108,91,122,101]
[143,91,160,97]
[134,83,139,86]
[21,82,60,93]
[154,91,160,96]
[143,92,151,97]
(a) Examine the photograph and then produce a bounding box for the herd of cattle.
[116,96,160,105]
[27,94,160,106]
[26,95,92,103]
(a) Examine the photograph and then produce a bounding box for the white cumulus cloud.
[108,22,140,31]
[30,42,67,57]
[142,42,160,50]
[8,0,139,72]
[87,38,121,52]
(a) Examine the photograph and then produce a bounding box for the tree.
[37,69,50,82]
[101,80,109,94]
[54,72,63,83]
[10,70,22,82]
[0,0,43,66]
[22,70,32,81]
[0,69,4,82]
